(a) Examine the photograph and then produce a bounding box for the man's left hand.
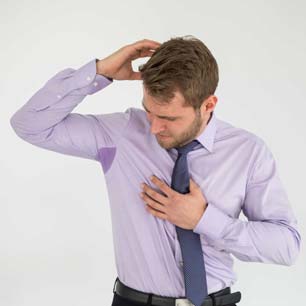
[140,175,208,230]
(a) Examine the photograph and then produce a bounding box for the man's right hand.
[96,39,161,81]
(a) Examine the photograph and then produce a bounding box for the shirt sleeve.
[193,139,301,266]
[10,58,132,162]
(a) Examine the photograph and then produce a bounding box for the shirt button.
[86,76,91,81]
[93,81,98,86]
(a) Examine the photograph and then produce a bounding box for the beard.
[156,109,205,150]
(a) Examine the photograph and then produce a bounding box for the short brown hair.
[138,35,219,110]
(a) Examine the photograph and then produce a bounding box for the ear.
[207,95,218,112]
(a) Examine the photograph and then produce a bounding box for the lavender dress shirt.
[10,58,301,297]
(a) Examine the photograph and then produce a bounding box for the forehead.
[142,86,190,115]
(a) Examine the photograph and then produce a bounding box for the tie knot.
[175,140,200,155]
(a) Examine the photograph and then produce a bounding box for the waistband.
[113,277,241,306]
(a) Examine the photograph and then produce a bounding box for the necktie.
[171,139,208,306]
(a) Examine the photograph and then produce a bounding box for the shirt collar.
[195,111,217,153]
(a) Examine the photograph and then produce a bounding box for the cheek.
[165,123,179,135]
[171,123,189,137]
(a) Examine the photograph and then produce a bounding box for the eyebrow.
[141,99,180,120]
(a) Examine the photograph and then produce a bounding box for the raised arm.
[9,58,128,161]
[10,39,161,162]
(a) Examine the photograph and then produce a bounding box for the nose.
[149,117,166,135]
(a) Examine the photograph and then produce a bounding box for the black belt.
[113,277,241,306]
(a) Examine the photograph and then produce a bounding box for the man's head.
[139,35,219,149]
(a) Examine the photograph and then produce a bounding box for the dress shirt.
[10,58,301,297]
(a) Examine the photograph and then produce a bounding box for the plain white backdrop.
[1,1,305,305]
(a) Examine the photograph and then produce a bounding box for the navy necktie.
[171,139,208,306]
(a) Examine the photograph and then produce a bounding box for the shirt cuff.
[95,58,113,82]
[71,58,113,96]
[193,203,233,240]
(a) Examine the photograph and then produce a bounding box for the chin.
[156,138,173,149]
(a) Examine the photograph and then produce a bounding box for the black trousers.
[111,292,237,306]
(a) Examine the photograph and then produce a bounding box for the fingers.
[133,39,161,50]
[121,39,161,80]
[140,49,156,57]
[189,178,201,194]
[128,39,161,60]
[189,178,197,187]
[131,49,156,61]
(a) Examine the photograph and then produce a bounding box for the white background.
[1,1,305,305]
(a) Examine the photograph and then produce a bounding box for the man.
[10,36,301,306]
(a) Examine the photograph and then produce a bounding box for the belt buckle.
[175,298,194,306]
